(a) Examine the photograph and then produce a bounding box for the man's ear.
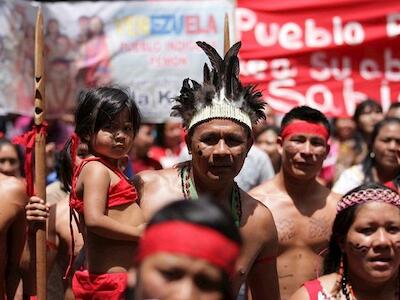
[277,136,283,156]
[185,134,192,154]
[324,143,331,160]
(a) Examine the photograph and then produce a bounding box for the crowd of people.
[0,40,399,300]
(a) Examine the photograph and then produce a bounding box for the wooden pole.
[224,13,230,55]
[34,7,47,300]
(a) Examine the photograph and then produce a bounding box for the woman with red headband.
[291,183,400,300]
[133,199,242,300]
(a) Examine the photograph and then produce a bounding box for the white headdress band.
[188,99,252,130]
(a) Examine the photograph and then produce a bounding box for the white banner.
[0,0,234,122]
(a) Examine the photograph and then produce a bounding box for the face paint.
[348,241,369,255]
[343,202,400,283]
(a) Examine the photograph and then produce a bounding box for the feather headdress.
[171,41,266,131]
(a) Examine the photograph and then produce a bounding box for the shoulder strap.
[71,157,101,195]
[95,157,126,179]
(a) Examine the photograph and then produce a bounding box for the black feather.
[196,41,223,75]
[171,42,266,129]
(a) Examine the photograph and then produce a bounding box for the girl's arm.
[81,161,143,241]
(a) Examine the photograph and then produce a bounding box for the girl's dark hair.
[60,87,141,192]
[323,183,395,274]
[147,198,242,300]
[361,117,400,183]
[353,99,382,129]
[0,138,25,177]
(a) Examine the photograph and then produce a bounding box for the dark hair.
[147,198,242,300]
[389,102,400,110]
[60,87,141,191]
[323,183,396,274]
[280,106,331,137]
[0,138,24,177]
[353,99,382,127]
[254,124,279,141]
[361,117,400,183]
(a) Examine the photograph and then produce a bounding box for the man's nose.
[174,278,196,300]
[214,139,230,156]
[300,140,312,155]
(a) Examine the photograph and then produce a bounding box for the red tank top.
[70,157,138,214]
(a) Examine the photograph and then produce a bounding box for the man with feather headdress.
[136,41,280,299]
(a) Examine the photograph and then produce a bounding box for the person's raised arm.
[82,161,144,241]
[23,196,59,296]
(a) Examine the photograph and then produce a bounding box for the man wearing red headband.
[137,41,279,299]
[250,106,340,300]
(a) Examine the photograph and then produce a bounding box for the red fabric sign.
[237,0,400,117]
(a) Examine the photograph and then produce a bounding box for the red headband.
[137,221,240,276]
[337,188,400,212]
[281,120,329,140]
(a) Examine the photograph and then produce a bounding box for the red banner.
[237,0,400,117]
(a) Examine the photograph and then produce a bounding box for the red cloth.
[72,270,127,300]
[70,157,138,214]
[12,123,47,196]
[131,156,162,173]
[303,279,323,300]
[137,221,240,276]
[385,180,398,192]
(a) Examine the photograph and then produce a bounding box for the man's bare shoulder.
[328,190,341,203]
[249,177,282,207]
[136,168,177,186]
[135,168,182,220]
[0,175,27,205]
[135,168,180,197]
[241,192,276,236]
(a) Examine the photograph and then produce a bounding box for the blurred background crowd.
[1,97,399,194]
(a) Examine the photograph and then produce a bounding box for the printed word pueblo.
[237,9,400,50]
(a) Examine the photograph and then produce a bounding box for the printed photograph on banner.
[1,0,232,122]
[0,1,36,116]
[0,0,234,121]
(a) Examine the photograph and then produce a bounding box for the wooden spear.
[34,7,47,300]
[224,13,230,55]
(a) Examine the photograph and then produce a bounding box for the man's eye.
[388,226,400,234]
[226,137,243,147]
[202,136,218,145]
[160,268,184,281]
[194,274,220,291]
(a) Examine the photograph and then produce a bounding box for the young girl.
[60,87,145,299]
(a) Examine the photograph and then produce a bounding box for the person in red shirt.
[148,118,184,168]
[130,124,162,173]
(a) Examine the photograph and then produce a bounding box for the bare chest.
[273,207,332,254]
